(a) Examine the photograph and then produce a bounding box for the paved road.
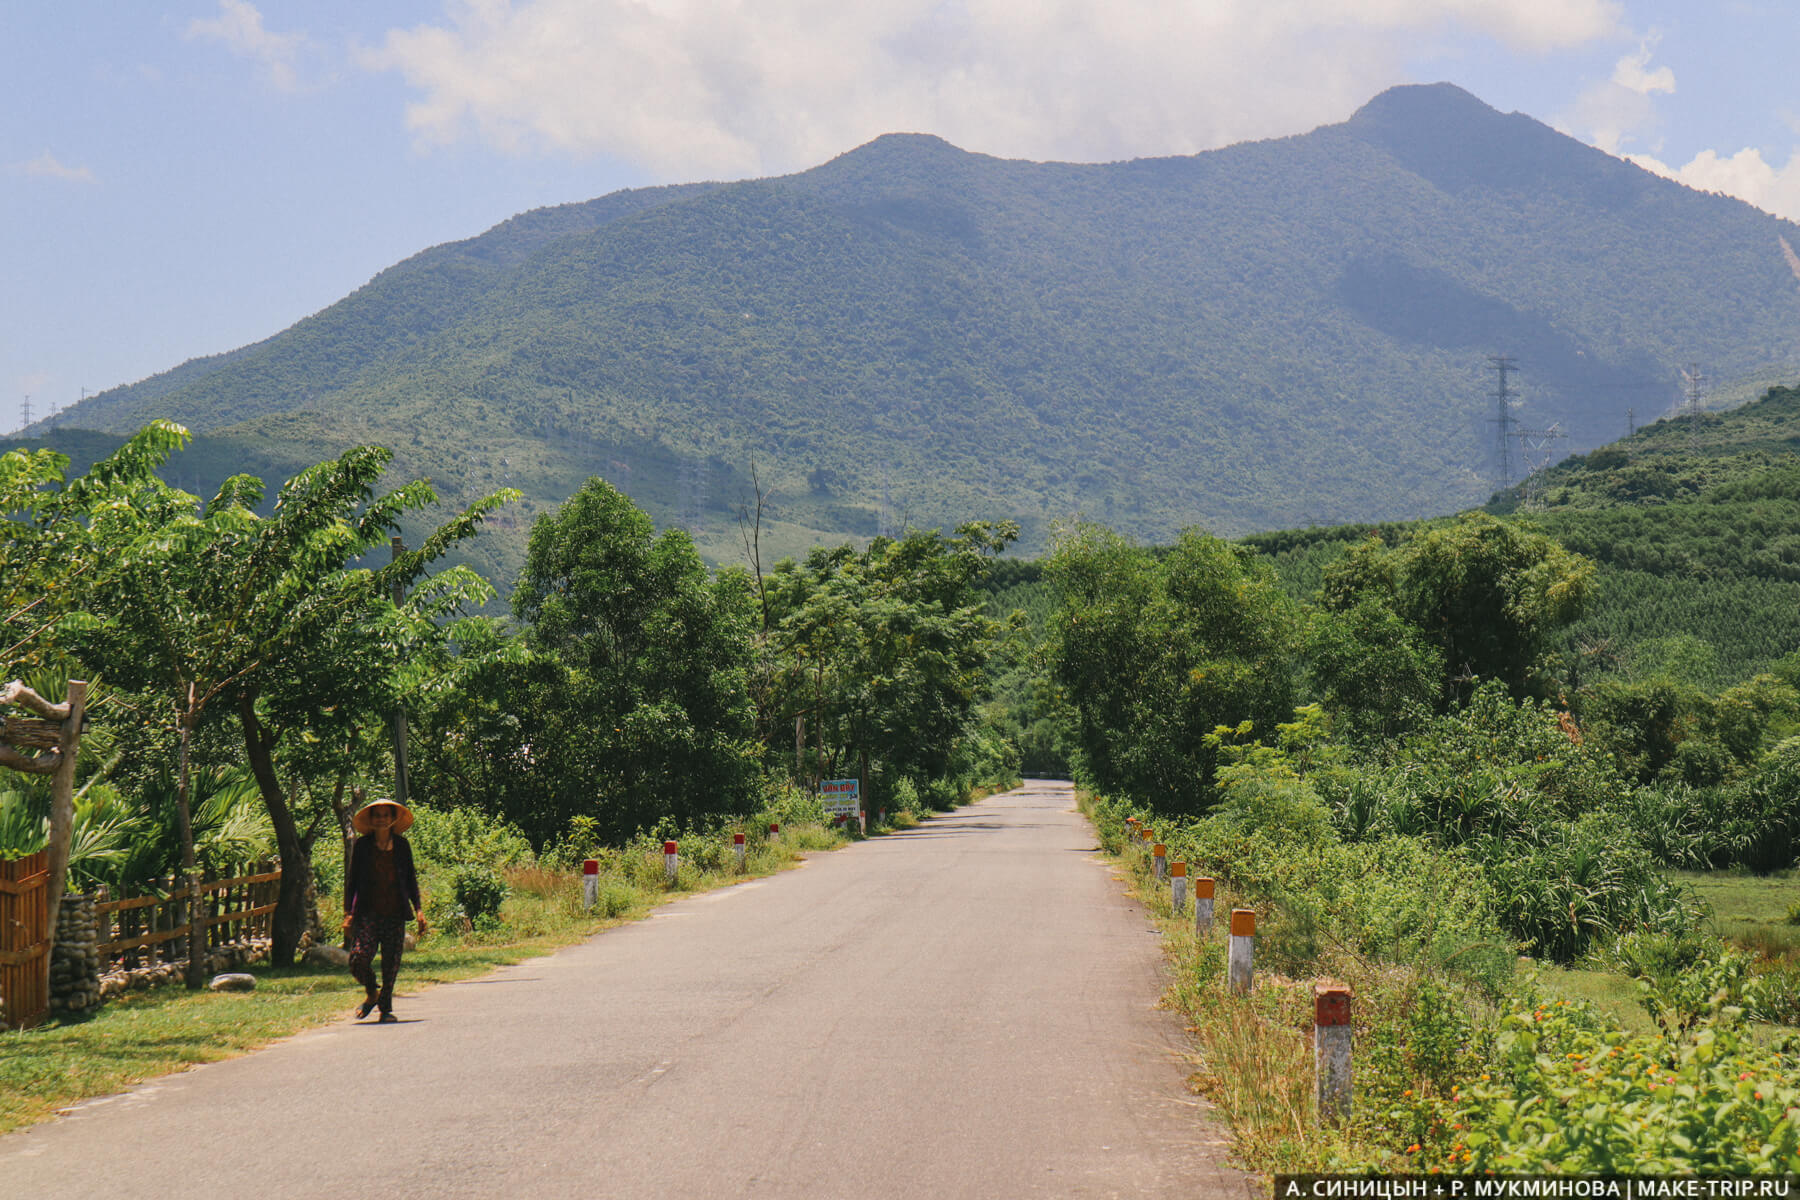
[3,782,1246,1199]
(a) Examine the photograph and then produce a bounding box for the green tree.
[1047,524,1299,812]
[68,444,512,973]
[2,421,189,675]
[758,522,1019,802]
[457,477,761,844]
[1322,514,1594,704]
[1305,599,1442,745]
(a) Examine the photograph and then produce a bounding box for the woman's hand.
[415,914,429,937]
[341,913,353,932]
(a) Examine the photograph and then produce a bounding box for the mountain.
[31,82,1800,576]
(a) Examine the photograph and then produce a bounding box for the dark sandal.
[355,998,377,1019]
[378,1012,398,1023]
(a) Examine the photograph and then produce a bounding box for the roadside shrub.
[1474,810,1697,963]
[407,804,533,870]
[1453,999,1800,1174]
[451,864,509,931]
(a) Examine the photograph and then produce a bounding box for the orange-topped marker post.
[1228,908,1255,993]
[1194,877,1216,932]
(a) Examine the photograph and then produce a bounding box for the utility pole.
[1627,407,1636,438]
[1488,355,1518,490]
[389,537,411,806]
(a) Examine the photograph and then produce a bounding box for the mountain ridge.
[35,83,1800,573]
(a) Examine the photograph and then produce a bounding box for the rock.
[208,973,256,992]
[404,933,417,951]
[304,943,350,967]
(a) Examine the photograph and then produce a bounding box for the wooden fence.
[95,865,281,973]
[0,850,50,1029]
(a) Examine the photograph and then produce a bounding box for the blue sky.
[6,1,1797,434]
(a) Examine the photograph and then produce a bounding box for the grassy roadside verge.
[1085,795,1800,1181]
[0,823,851,1136]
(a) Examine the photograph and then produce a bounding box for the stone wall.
[49,893,102,1016]
[95,937,272,1000]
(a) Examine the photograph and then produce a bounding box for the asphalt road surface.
[2,782,1248,1199]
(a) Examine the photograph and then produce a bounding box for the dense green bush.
[450,864,510,932]
[1454,998,1800,1173]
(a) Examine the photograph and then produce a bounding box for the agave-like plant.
[0,789,48,859]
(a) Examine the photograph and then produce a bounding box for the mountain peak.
[1348,82,1502,130]
[1342,81,1648,203]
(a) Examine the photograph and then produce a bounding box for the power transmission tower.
[879,465,892,539]
[1680,363,1706,453]
[1514,423,1568,509]
[19,395,31,431]
[1488,355,1519,490]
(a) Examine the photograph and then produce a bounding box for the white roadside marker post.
[1171,862,1187,913]
[582,858,599,910]
[1228,908,1255,994]
[1152,842,1167,881]
[663,840,679,885]
[733,832,746,873]
[1195,877,1216,933]
[768,822,780,843]
[1315,981,1353,1124]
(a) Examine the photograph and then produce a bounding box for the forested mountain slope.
[39,83,1800,572]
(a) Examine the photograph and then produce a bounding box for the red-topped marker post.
[1170,861,1187,913]
[1314,981,1353,1122]
[582,859,599,910]
[1151,842,1167,880]
[663,841,679,884]
[733,832,746,872]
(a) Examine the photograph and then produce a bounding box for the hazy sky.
[6,1,1797,433]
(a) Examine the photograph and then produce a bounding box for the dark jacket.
[345,833,422,920]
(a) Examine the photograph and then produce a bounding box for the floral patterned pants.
[347,914,407,1012]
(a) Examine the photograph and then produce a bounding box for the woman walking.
[344,795,427,1022]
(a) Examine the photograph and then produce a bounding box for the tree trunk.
[238,693,310,968]
[174,700,204,989]
[42,680,86,1000]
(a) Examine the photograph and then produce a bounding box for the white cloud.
[1610,34,1674,95]
[1559,32,1672,155]
[1628,146,1800,223]
[187,0,313,92]
[360,0,1622,177]
[13,151,97,184]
